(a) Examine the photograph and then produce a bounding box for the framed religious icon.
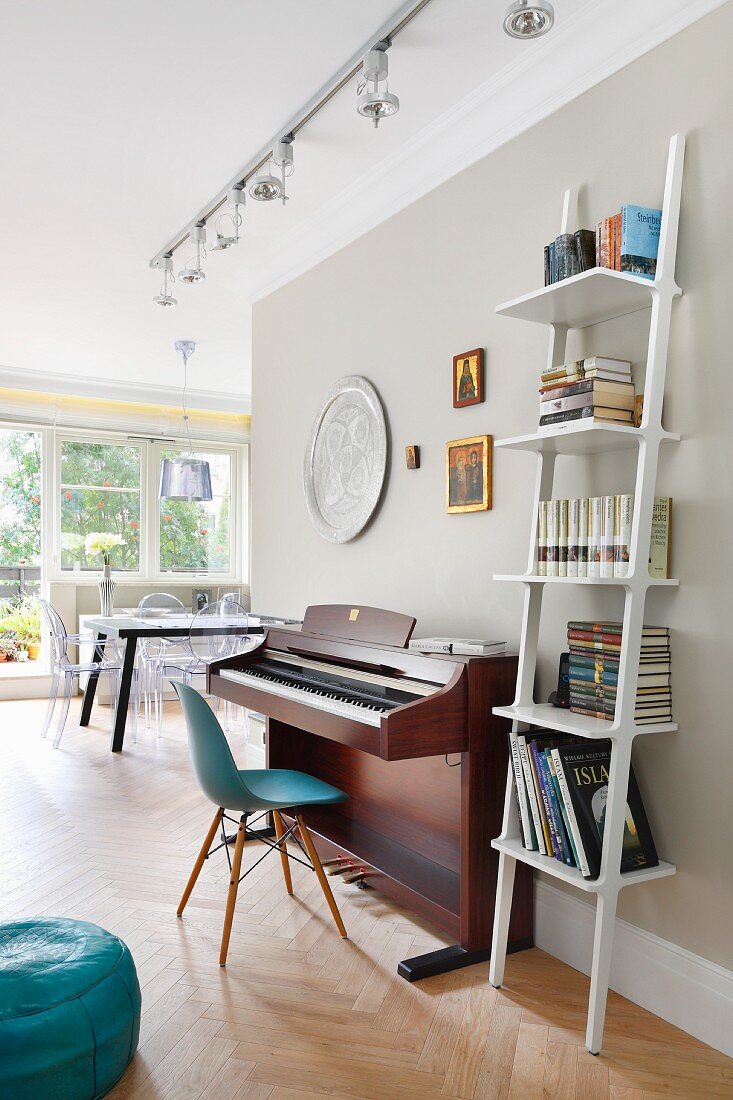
[452,348,484,408]
[446,435,492,513]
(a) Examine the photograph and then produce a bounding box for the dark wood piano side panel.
[460,655,533,950]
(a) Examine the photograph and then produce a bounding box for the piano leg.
[397,937,533,983]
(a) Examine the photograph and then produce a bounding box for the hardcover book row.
[537,496,671,579]
[543,204,662,285]
[508,728,659,879]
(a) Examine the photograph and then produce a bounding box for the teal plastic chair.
[172,681,349,965]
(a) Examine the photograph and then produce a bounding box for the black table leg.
[80,631,107,726]
[111,637,137,753]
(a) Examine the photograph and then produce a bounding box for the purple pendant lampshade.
[159,457,213,502]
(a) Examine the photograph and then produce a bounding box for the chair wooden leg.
[296,814,347,939]
[273,811,293,895]
[177,807,223,917]
[220,817,246,967]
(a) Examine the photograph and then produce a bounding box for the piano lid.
[300,605,416,648]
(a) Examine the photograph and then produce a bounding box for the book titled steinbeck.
[409,637,506,655]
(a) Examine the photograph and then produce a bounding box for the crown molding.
[245,0,726,304]
[0,364,251,415]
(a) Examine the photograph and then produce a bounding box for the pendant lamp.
[159,341,213,502]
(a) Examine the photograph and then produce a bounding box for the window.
[0,428,42,598]
[50,432,245,581]
[59,439,142,571]
[159,449,232,574]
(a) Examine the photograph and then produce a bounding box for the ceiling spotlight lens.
[249,174,282,201]
[154,293,178,308]
[210,235,238,251]
[178,267,206,284]
[357,91,400,127]
[503,1,554,38]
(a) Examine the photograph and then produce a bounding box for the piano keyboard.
[219,650,438,728]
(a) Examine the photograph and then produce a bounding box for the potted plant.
[0,599,41,659]
[84,533,126,615]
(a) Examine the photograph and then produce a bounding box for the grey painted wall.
[252,7,733,969]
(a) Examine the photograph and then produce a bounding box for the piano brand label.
[349,609,360,621]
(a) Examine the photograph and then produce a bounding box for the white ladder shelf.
[488,133,685,1056]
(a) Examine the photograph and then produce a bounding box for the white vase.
[98,564,116,616]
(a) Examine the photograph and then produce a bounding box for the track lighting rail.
[148,0,433,271]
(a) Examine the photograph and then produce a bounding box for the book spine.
[569,666,619,686]
[599,217,612,268]
[530,742,562,859]
[538,408,633,426]
[547,499,559,577]
[574,229,596,272]
[600,495,615,578]
[549,240,557,284]
[615,494,633,577]
[555,233,578,281]
[518,736,547,855]
[547,752,579,868]
[538,748,572,865]
[544,245,551,287]
[567,498,579,578]
[588,497,602,577]
[649,496,672,579]
[528,741,553,853]
[568,629,622,644]
[508,729,534,849]
[558,499,568,578]
[408,641,453,652]
[551,749,591,877]
[613,212,622,270]
[578,497,589,578]
[570,653,620,670]
[537,500,547,577]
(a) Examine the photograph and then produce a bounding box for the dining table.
[80,613,299,752]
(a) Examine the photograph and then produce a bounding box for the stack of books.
[567,620,672,724]
[536,495,672,579]
[539,357,634,427]
[508,730,659,879]
[543,205,662,285]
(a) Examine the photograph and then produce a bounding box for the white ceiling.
[0,0,723,409]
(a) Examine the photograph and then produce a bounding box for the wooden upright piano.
[208,604,532,979]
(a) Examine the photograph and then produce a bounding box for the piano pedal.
[325,859,356,877]
[341,867,373,888]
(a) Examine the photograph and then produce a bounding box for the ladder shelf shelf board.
[492,838,676,894]
[488,133,685,1057]
[493,574,679,587]
[493,703,678,740]
[495,423,680,456]
[495,266,681,328]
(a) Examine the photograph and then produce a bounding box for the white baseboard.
[534,879,733,1057]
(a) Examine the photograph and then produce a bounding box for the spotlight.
[357,48,399,128]
[503,0,554,39]
[210,186,245,251]
[153,255,177,308]
[249,140,293,205]
[178,224,207,284]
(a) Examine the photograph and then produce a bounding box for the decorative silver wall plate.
[304,376,387,543]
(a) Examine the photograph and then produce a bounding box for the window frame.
[50,428,246,585]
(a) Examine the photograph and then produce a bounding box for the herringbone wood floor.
[1,698,731,1100]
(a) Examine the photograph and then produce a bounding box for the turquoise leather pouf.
[0,918,141,1100]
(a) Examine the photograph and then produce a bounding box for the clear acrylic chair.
[165,597,252,734]
[38,598,139,749]
[136,592,196,734]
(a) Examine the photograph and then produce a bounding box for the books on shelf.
[536,496,671,579]
[508,729,659,879]
[541,206,662,286]
[538,358,635,428]
[408,637,506,655]
[544,230,596,286]
[566,620,673,724]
